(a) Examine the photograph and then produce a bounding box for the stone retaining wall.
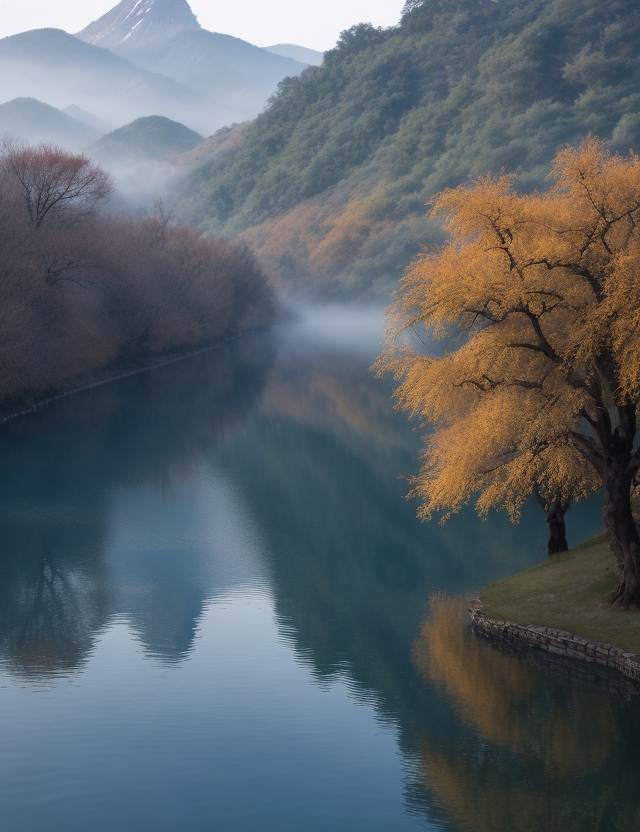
[469,607,640,683]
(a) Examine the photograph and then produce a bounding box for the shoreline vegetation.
[0,328,260,425]
[0,141,275,418]
[473,532,640,664]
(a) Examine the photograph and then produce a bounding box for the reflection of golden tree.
[413,596,640,830]
[415,596,616,775]
[415,596,535,750]
[417,742,628,832]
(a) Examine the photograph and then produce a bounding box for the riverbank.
[0,331,252,426]
[471,533,640,672]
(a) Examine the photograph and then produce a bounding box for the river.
[0,305,636,831]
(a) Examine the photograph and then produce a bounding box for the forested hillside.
[178,0,640,296]
[91,116,203,163]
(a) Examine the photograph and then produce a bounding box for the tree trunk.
[546,499,569,556]
[603,468,640,607]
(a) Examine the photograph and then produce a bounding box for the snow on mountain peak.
[76,0,200,51]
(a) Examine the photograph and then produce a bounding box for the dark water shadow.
[213,332,636,832]
[0,332,275,678]
[409,596,640,832]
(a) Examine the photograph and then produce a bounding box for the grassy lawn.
[479,533,640,655]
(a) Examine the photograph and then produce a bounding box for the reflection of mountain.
[0,333,274,677]
[0,315,630,831]
[412,596,640,832]
[218,349,525,698]
[214,339,622,829]
[106,467,268,661]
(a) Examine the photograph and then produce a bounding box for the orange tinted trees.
[378,139,640,606]
[0,141,273,412]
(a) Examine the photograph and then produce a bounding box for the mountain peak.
[76,0,200,51]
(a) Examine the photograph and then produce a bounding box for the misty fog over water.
[0,306,632,832]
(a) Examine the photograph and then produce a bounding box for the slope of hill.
[265,45,324,66]
[91,115,203,161]
[76,0,308,124]
[62,105,113,135]
[0,28,215,134]
[178,0,640,297]
[0,97,100,150]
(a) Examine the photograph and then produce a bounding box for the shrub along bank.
[0,141,274,414]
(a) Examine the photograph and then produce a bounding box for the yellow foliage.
[415,596,615,776]
[237,183,398,288]
[376,137,640,524]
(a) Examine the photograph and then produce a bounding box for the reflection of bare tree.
[18,542,83,669]
[0,330,276,676]
[0,535,110,678]
[412,596,640,831]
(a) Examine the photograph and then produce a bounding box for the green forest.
[179,0,640,296]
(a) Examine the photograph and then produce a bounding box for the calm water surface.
[0,306,636,831]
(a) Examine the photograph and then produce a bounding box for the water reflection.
[413,596,640,831]
[0,535,109,678]
[0,307,632,832]
[0,333,275,676]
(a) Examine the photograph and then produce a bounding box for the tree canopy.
[377,138,640,606]
[1,140,113,228]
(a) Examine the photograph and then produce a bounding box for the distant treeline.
[0,141,274,413]
[179,0,640,296]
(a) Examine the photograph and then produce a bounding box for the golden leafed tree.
[376,138,640,606]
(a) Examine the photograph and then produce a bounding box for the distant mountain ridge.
[265,45,324,66]
[0,0,315,148]
[91,115,203,162]
[62,105,113,135]
[76,0,308,123]
[0,28,213,133]
[77,0,201,51]
[0,97,100,150]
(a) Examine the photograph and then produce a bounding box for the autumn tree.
[0,140,274,412]
[377,138,640,606]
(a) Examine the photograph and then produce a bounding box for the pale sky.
[0,0,407,52]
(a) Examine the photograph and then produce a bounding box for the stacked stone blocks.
[469,608,640,682]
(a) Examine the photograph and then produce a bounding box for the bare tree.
[152,197,177,249]
[1,140,113,228]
